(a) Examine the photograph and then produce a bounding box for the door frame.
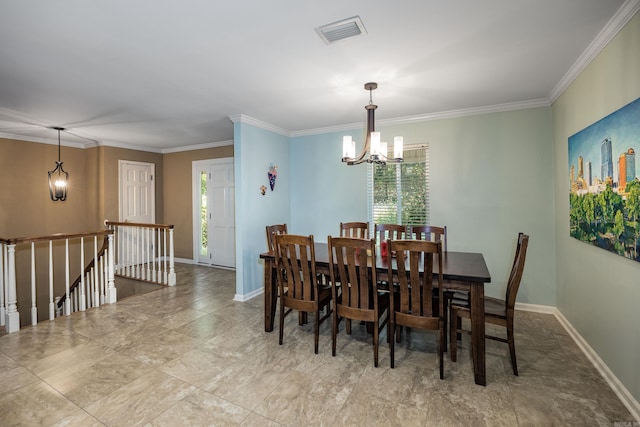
[119,160,156,223]
[192,157,235,265]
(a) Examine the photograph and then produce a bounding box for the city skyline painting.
[568,96,640,262]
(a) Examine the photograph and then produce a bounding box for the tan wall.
[0,138,90,237]
[163,145,234,259]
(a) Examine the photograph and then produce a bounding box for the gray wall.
[553,12,640,401]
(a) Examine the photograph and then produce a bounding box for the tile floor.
[0,263,634,426]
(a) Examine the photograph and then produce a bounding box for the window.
[368,144,429,227]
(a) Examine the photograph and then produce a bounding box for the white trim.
[174,257,195,265]
[163,140,233,154]
[0,132,91,149]
[234,286,262,302]
[553,309,640,422]
[515,303,640,420]
[549,0,640,103]
[227,114,290,136]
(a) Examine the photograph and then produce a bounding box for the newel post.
[5,244,20,333]
[168,228,176,286]
[105,233,117,303]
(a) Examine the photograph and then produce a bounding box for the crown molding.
[228,114,290,136]
[0,132,89,149]
[162,140,233,154]
[548,0,640,103]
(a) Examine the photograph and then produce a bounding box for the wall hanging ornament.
[260,185,267,196]
[268,164,278,191]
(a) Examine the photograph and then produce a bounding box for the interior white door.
[119,160,155,223]
[193,159,235,268]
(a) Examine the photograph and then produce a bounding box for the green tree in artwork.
[613,210,625,238]
[626,184,640,258]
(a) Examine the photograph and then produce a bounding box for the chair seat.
[484,296,507,318]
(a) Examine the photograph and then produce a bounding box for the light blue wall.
[289,108,556,304]
[552,12,640,401]
[234,121,290,298]
[289,129,368,241]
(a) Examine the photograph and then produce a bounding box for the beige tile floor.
[0,263,634,426]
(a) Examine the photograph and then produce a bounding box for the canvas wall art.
[568,96,640,261]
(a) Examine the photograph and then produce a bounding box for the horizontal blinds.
[368,144,429,227]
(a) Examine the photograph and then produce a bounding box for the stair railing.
[104,221,176,286]
[0,230,115,333]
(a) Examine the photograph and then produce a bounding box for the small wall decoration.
[568,96,640,262]
[268,164,278,191]
[260,185,267,196]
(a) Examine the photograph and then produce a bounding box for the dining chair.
[410,225,453,350]
[327,236,389,367]
[449,233,529,375]
[339,221,370,239]
[266,223,288,252]
[387,239,445,378]
[410,225,447,252]
[374,223,408,242]
[273,233,332,354]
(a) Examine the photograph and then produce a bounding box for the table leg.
[469,283,486,386]
[264,260,277,332]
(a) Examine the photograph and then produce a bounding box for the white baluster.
[49,240,54,320]
[146,227,151,281]
[5,244,20,333]
[31,242,37,325]
[99,254,105,305]
[106,234,117,304]
[163,228,168,285]
[1,242,6,327]
[79,237,86,311]
[65,239,70,316]
[168,228,176,286]
[93,236,99,306]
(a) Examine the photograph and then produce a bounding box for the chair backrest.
[274,233,318,303]
[374,223,407,243]
[339,222,369,239]
[411,225,447,252]
[266,223,288,252]
[328,236,379,312]
[388,239,443,318]
[505,233,529,311]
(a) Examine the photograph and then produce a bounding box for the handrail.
[7,230,113,245]
[105,220,173,230]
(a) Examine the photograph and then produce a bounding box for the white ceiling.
[0,0,636,152]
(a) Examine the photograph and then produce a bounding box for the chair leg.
[279,299,285,346]
[449,307,457,362]
[389,321,395,368]
[373,319,379,368]
[507,317,518,376]
[331,308,337,357]
[439,322,444,380]
[314,309,320,355]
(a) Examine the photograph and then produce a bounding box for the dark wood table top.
[260,242,491,284]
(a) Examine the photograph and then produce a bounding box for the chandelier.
[48,127,69,201]
[342,82,403,165]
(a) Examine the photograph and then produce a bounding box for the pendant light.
[342,82,404,165]
[48,127,69,201]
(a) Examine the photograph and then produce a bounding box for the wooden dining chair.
[374,223,408,243]
[450,233,529,375]
[274,233,332,354]
[327,236,389,367]
[339,221,369,239]
[266,223,288,252]
[410,225,453,350]
[388,239,445,378]
[410,225,447,252]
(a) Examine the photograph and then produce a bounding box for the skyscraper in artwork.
[601,137,613,181]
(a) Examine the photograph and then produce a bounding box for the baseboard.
[234,287,262,302]
[174,257,195,264]
[513,302,639,421]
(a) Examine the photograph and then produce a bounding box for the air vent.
[315,16,367,45]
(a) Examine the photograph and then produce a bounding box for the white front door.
[119,160,155,223]
[193,158,235,268]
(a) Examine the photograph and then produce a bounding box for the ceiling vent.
[315,16,367,45]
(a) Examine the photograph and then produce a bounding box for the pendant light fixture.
[48,127,69,201]
[342,82,403,165]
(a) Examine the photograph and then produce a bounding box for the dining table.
[259,242,492,386]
